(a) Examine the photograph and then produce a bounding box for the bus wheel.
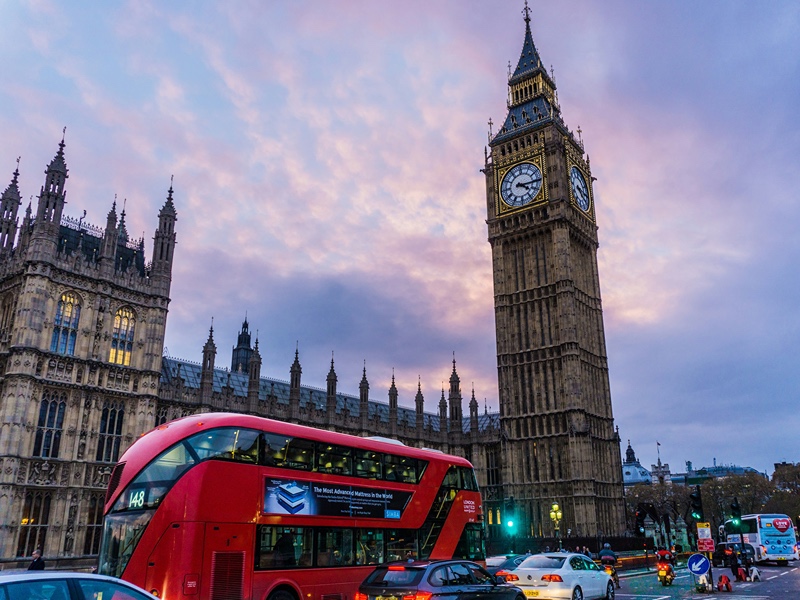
[268,589,297,600]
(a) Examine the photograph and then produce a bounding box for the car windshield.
[520,555,566,569]
[364,566,426,586]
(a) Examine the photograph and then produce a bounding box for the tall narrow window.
[109,307,135,366]
[16,491,51,557]
[33,392,66,458]
[96,402,125,462]
[83,493,105,555]
[50,292,81,355]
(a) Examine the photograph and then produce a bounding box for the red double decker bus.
[99,413,485,600]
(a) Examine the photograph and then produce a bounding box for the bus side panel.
[203,523,254,600]
[146,521,205,597]
[429,491,481,559]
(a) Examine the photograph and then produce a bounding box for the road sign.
[697,522,712,538]
[688,553,710,576]
[698,538,715,552]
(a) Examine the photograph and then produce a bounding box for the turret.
[326,354,337,423]
[469,386,479,433]
[388,371,398,435]
[439,387,447,432]
[448,357,463,431]
[200,324,216,402]
[415,377,424,432]
[232,317,253,372]
[35,135,68,227]
[289,346,302,418]
[247,338,262,410]
[151,179,177,292]
[359,362,369,430]
[30,135,68,259]
[0,160,22,254]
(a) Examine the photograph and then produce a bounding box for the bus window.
[356,529,384,565]
[262,432,291,466]
[457,466,479,491]
[186,428,260,463]
[385,529,417,562]
[317,529,354,566]
[385,455,420,484]
[256,526,312,570]
[454,523,485,561]
[354,449,382,479]
[317,443,352,475]
[282,437,315,471]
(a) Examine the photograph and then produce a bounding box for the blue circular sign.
[688,553,710,576]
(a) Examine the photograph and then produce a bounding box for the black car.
[712,542,756,567]
[485,554,527,576]
[358,560,525,600]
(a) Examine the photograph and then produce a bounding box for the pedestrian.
[729,548,740,580]
[28,549,45,570]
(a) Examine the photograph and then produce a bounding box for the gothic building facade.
[0,139,177,566]
[0,6,627,569]
[482,7,626,537]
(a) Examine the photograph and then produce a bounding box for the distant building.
[622,440,652,487]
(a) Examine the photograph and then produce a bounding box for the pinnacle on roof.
[46,128,69,176]
[2,158,21,203]
[160,175,177,217]
[510,1,548,86]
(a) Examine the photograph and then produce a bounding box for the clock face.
[570,166,590,211]
[500,163,542,207]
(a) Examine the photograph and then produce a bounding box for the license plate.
[375,596,398,600]
[523,591,539,598]
[658,570,666,576]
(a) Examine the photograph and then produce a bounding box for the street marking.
[766,574,778,580]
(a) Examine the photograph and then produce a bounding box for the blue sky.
[1,1,799,475]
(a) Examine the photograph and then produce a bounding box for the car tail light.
[388,565,407,571]
[541,575,563,582]
[355,594,368,600]
[496,570,519,581]
[403,593,432,600]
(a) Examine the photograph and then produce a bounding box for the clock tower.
[483,5,625,537]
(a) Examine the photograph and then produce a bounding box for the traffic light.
[504,496,517,533]
[689,486,704,521]
[635,506,646,535]
[730,497,742,527]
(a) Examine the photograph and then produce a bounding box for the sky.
[1,0,799,476]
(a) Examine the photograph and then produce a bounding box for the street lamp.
[550,502,563,550]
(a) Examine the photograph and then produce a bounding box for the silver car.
[0,571,157,600]
[504,553,614,600]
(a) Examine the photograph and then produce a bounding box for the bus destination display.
[264,477,413,519]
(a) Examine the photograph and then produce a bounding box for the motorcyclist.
[655,547,676,579]
[598,543,620,588]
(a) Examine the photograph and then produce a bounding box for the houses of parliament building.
[0,7,624,568]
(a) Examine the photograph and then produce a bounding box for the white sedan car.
[502,553,614,600]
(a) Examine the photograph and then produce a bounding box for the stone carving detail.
[29,461,58,485]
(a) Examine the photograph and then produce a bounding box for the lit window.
[16,491,51,557]
[50,292,81,355]
[109,307,135,365]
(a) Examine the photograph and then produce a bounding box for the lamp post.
[549,502,563,550]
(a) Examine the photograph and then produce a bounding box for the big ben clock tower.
[484,4,625,537]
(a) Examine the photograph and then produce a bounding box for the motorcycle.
[602,562,620,589]
[657,560,675,586]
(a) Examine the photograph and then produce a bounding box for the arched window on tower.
[33,391,66,458]
[109,307,135,366]
[16,491,51,557]
[50,292,81,355]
